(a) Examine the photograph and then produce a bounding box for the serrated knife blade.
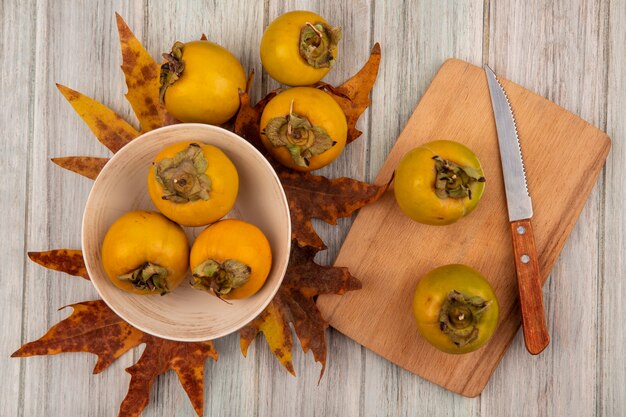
[484,66,533,222]
[484,65,550,355]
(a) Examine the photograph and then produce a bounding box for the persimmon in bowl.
[82,124,291,341]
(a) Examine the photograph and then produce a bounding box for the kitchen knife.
[484,65,550,355]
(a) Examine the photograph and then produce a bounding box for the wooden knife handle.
[510,219,550,354]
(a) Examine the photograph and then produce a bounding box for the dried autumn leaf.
[28,249,90,280]
[233,77,279,155]
[315,43,381,143]
[20,252,217,417]
[244,70,255,95]
[52,156,109,180]
[120,337,216,417]
[55,14,176,174]
[115,13,177,132]
[240,244,361,377]
[279,169,388,249]
[57,84,139,153]
[240,294,294,374]
[12,301,142,373]
[13,299,217,417]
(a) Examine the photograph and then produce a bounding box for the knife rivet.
[516,226,526,235]
[521,254,530,264]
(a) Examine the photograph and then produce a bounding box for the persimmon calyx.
[119,262,169,295]
[299,21,341,69]
[192,258,251,296]
[154,143,212,203]
[159,41,185,103]
[438,290,492,347]
[264,101,336,167]
[433,156,485,200]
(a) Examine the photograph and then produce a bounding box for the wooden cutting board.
[316,59,611,397]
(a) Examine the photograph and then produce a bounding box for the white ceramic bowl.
[82,124,291,341]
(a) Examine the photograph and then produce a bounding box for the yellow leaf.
[240,293,295,375]
[57,84,139,153]
[115,13,177,132]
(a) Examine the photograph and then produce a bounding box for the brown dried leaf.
[233,85,279,155]
[13,300,217,417]
[52,156,109,180]
[115,13,178,132]
[12,301,142,373]
[315,43,381,143]
[279,169,389,249]
[120,338,217,417]
[240,244,360,377]
[22,252,218,416]
[233,89,266,152]
[244,70,254,94]
[57,84,139,153]
[28,250,90,280]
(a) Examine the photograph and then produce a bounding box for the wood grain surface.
[1,0,624,416]
[316,59,610,397]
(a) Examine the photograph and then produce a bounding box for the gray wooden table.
[2,1,624,416]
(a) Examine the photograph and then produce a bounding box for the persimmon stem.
[192,258,251,297]
[298,21,342,69]
[159,41,185,104]
[438,290,492,347]
[433,156,485,200]
[118,262,169,295]
[153,143,212,203]
[305,22,324,40]
[287,99,295,137]
[263,110,336,168]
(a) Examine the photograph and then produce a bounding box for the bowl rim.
[81,123,291,341]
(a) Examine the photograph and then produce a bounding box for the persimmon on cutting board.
[317,59,610,397]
